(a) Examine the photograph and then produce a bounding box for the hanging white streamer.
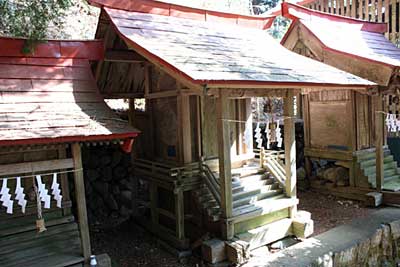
[0,179,13,214]
[51,173,63,208]
[276,120,283,148]
[254,122,263,149]
[15,177,27,213]
[265,119,271,149]
[36,175,51,209]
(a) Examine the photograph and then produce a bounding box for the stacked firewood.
[82,145,134,227]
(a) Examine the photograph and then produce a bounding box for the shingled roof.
[89,0,374,89]
[0,37,139,146]
[282,3,400,68]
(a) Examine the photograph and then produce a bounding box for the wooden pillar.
[178,94,192,164]
[174,189,185,240]
[375,96,384,191]
[71,143,91,263]
[58,147,71,216]
[216,89,233,240]
[284,93,297,218]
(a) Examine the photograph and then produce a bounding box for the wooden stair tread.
[231,197,298,222]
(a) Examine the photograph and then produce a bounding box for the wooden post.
[284,94,297,218]
[375,96,384,191]
[71,143,91,263]
[178,94,192,164]
[260,147,265,168]
[216,89,233,240]
[174,189,185,240]
[58,147,71,216]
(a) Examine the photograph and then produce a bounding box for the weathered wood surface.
[103,6,372,87]
[72,144,91,263]
[0,38,139,144]
[0,158,73,177]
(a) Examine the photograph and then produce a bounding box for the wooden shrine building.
[0,37,139,267]
[281,3,400,204]
[88,0,374,260]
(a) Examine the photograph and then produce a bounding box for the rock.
[100,155,112,166]
[112,185,120,195]
[119,205,131,217]
[93,182,109,196]
[297,167,307,181]
[113,165,127,180]
[119,179,133,190]
[120,190,132,206]
[101,167,113,182]
[105,195,119,211]
[111,150,122,167]
[86,169,100,182]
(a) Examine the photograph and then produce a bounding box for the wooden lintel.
[105,49,146,63]
[0,158,74,177]
[102,92,144,99]
[145,90,178,99]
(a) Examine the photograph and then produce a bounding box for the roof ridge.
[88,0,275,30]
[282,2,387,33]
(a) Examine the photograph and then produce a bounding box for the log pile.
[81,145,134,227]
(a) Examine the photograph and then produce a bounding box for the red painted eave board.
[0,132,140,147]
[89,0,275,30]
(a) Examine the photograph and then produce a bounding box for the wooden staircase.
[356,147,400,191]
[194,163,285,222]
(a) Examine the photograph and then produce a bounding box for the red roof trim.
[0,132,139,147]
[282,2,387,33]
[89,0,275,30]
[281,9,396,69]
[0,37,104,60]
[105,10,371,89]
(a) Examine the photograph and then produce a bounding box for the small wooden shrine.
[0,37,139,267]
[281,3,400,204]
[88,0,373,261]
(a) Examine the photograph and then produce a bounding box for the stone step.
[356,149,391,162]
[235,218,293,250]
[363,161,398,176]
[232,183,280,201]
[359,155,394,168]
[233,189,284,209]
[367,168,398,180]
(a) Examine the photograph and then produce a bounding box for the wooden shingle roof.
[0,37,139,146]
[282,3,400,68]
[90,0,374,89]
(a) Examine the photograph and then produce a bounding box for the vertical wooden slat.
[71,143,91,263]
[178,94,192,164]
[375,97,384,191]
[385,0,390,38]
[378,0,383,22]
[371,0,377,21]
[337,0,341,14]
[391,0,396,41]
[284,94,297,218]
[174,189,185,240]
[351,0,357,17]
[216,89,233,239]
[359,0,364,19]
[346,0,351,16]
[341,0,345,15]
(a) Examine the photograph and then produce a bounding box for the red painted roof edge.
[0,37,104,60]
[268,0,317,16]
[105,11,373,90]
[89,0,275,30]
[280,7,397,69]
[282,2,387,33]
[0,132,140,147]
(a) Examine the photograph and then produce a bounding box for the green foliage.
[0,0,72,53]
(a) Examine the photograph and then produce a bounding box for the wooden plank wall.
[305,0,399,43]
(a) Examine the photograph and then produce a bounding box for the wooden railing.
[256,148,286,188]
[303,0,400,44]
[199,162,221,206]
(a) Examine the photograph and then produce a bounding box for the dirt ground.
[91,190,375,266]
